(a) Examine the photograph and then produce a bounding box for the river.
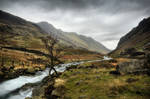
[0,56,111,99]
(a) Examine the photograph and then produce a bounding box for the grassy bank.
[53,60,150,99]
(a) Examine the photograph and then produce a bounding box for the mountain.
[0,10,48,51]
[110,17,150,56]
[0,10,109,54]
[37,22,110,54]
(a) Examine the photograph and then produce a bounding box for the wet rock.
[32,86,44,96]
[0,71,4,81]
[44,81,56,99]
[39,66,46,71]
[26,68,36,74]
[31,79,55,99]
[66,65,77,70]
[32,74,63,99]
[21,82,40,91]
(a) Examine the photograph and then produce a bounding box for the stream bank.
[0,59,102,99]
[0,57,111,99]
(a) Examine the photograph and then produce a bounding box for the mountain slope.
[110,17,150,56]
[37,22,110,54]
[0,10,48,51]
[0,10,104,77]
[0,10,109,54]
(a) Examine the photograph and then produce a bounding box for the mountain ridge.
[37,21,110,54]
[110,17,150,56]
[0,10,110,54]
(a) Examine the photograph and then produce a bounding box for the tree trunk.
[49,67,52,75]
[52,67,58,75]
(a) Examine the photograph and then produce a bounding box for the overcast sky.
[0,0,150,50]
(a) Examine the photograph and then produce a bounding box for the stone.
[116,59,149,75]
[126,78,139,83]
[75,80,83,86]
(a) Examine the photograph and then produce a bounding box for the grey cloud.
[1,0,150,13]
[0,0,150,49]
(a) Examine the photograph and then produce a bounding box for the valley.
[0,6,150,99]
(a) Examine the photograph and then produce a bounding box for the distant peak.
[37,21,54,27]
[38,21,49,24]
[138,17,150,27]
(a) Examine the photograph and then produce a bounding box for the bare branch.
[41,35,64,76]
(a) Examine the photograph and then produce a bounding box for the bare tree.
[41,36,63,76]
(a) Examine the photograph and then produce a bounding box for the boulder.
[26,68,36,74]
[126,78,139,83]
[116,59,149,75]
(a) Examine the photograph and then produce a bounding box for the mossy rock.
[27,68,36,74]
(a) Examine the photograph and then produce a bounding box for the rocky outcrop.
[114,43,150,75]
[110,17,150,56]
[118,17,150,48]
[116,58,150,75]
[27,73,62,99]
[119,48,145,58]
[0,66,46,82]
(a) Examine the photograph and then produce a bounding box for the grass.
[0,49,47,71]
[57,61,150,99]
[0,45,102,80]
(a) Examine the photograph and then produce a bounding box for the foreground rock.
[116,59,150,75]
[26,73,62,99]
[0,66,46,82]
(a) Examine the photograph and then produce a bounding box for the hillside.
[0,10,104,80]
[37,22,110,54]
[110,17,150,56]
[0,10,48,51]
[0,10,107,54]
